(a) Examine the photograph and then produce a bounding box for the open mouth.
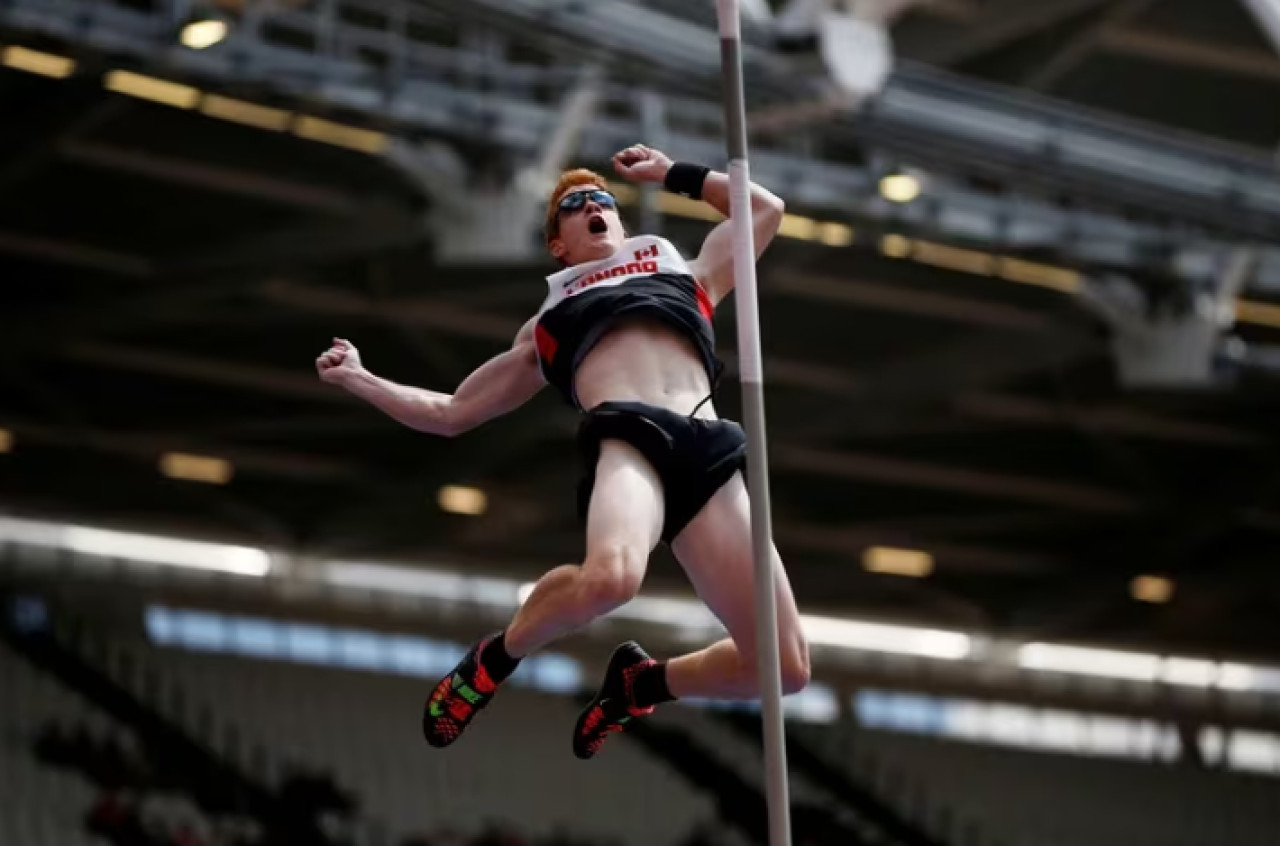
[588,215,608,235]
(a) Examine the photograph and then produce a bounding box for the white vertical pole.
[713,2,793,845]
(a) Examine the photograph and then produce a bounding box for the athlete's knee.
[730,628,810,694]
[779,631,811,695]
[579,543,645,613]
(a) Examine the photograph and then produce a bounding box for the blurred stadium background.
[4,1,1280,844]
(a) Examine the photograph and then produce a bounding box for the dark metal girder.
[773,444,1140,513]
[58,140,367,216]
[892,0,1115,66]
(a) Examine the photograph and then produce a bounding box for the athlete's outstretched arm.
[611,144,784,305]
[316,318,544,437]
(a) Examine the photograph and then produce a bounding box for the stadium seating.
[0,642,117,846]
[804,722,1280,846]
[141,645,722,846]
[17,619,1279,846]
[647,703,879,842]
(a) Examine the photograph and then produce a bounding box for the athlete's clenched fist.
[612,144,673,184]
[316,337,363,385]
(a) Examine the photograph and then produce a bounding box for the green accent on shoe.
[456,683,483,704]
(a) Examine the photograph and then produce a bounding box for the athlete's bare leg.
[665,473,811,699]
[503,440,665,658]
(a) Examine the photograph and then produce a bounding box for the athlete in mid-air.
[316,144,810,759]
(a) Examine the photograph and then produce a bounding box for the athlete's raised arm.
[611,144,785,305]
[316,317,544,437]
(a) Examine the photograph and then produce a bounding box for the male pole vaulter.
[316,144,810,759]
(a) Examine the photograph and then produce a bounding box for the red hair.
[544,168,608,246]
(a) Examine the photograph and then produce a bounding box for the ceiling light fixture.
[880,172,922,204]
[1131,575,1175,604]
[437,485,487,516]
[180,18,229,50]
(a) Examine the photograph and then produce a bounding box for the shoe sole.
[572,641,652,760]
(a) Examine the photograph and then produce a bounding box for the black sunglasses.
[557,189,617,216]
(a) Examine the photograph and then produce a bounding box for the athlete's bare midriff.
[573,318,717,419]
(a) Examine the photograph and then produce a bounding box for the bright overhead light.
[0,516,270,576]
[160,452,233,485]
[180,19,229,50]
[322,560,521,608]
[863,546,934,578]
[292,115,388,154]
[1131,575,1175,604]
[200,94,292,131]
[779,214,819,240]
[881,233,913,259]
[0,428,12,453]
[1236,298,1280,329]
[1019,643,1161,681]
[912,239,997,275]
[1217,663,1257,691]
[817,222,854,247]
[998,257,1083,293]
[880,173,922,204]
[104,70,201,109]
[437,485,487,516]
[2,46,76,78]
[802,614,971,660]
[1161,658,1217,687]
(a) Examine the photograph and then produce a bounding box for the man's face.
[549,187,625,266]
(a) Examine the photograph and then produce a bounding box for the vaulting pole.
[713,2,793,844]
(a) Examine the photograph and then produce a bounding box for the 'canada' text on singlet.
[533,235,719,409]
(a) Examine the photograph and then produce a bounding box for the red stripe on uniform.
[694,281,715,322]
[535,324,559,364]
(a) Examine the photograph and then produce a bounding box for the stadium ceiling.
[2,0,1280,667]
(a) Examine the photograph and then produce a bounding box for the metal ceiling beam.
[258,282,1263,449]
[767,270,1054,332]
[9,0,1280,262]
[0,95,123,195]
[776,519,1064,575]
[18,332,1257,540]
[1022,0,1155,92]
[260,280,524,343]
[774,444,1140,513]
[267,269,1059,340]
[894,0,1113,66]
[1097,26,1280,82]
[31,335,1136,514]
[2,418,368,482]
[165,215,428,275]
[955,393,1267,449]
[835,509,1088,542]
[0,229,153,278]
[849,327,1096,404]
[58,341,349,404]
[914,0,982,22]
[787,325,1099,443]
[259,280,862,400]
[57,140,366,216]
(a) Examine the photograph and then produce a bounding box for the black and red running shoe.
[573,641,657,760]
[422,636,502,748]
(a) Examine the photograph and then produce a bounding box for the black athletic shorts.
[576,400,748,544]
